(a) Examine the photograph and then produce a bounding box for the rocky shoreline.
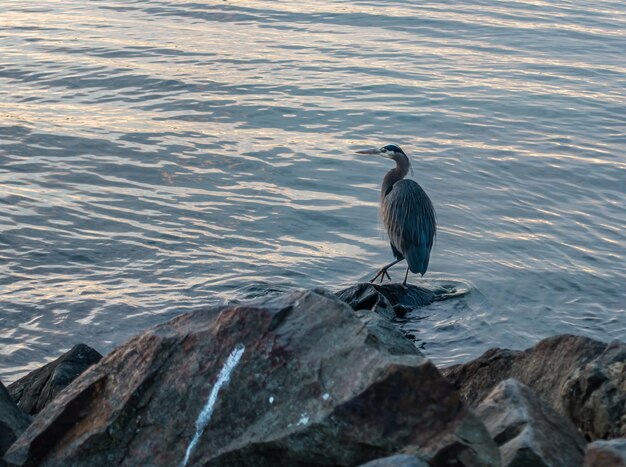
[1,284,625,466]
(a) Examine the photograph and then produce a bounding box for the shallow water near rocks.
[1,0,625,382]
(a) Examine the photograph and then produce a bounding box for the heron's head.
[356,144,407,160]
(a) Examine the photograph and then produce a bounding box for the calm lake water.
[1,0,625,382]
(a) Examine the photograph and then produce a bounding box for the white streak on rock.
[181,343,245,467]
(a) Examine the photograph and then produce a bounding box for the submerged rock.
[8,344,102,415]
[584,439,626,466]
[443,334,626,440]
[0,382,31,456]
[4,289,499,467]
[336,283,434,319]
[475,379,586,467]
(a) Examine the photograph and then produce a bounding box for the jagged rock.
[0,382,31,456]
[336,283,434,319]
[562,341,626,440]
[359,453,429,467]
[443,334,626,440]
[475,379,586,467]
[8,344,102,415]
[584,439,626,466]
[443,335,605,409]
[4,289,499,467]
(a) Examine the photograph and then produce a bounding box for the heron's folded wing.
[381,179,436,263]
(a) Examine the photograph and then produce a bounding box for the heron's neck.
[381,154,410,198]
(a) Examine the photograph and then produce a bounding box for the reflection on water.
[1,0,625,382]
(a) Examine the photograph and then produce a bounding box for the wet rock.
[8,344,102,415]
[475,379,586,467]
[359,453,429,467]
[584,439,626,466]
[443,334,626,440]
[4,289,499,467]
[336,283,434,319]
[0,382,31,456]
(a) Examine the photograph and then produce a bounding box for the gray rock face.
[584,439,626,467]
[8,344,102,415]
[4,289,499,467]
[562,340,626,440]
[359,454,429,467]
[475,379,586,467]
[336,283,435,319]
[443,334,626,440]
[0,382,31,456]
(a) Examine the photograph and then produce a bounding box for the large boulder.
[584,439,626,466]
[0,382,31,456]
[336,283,435,319]
[475,379,586,467]
[8,344,102,415]
[4,289,500,467]
[443,334,625,440]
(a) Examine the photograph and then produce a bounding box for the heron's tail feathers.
[405,244,431,276]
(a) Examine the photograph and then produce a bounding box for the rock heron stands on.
[356,144,436,286]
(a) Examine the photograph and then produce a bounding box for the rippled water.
[1,0,625,382]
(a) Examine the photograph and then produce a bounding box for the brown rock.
[443,334,626,440]
[562,341,626,440]
[8,344,102,415]
[0,382,31,456]
[4,289,499,467]
[475,379,586,467]
[584,439,626,466]
[443,335,606,409]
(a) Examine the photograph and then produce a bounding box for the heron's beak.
[355,148,382,155]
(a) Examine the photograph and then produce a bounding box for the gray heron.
[356,144,436,286]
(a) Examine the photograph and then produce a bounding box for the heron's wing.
[381,179,436,274]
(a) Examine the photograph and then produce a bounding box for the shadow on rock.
[0,382,31,457]
[8,344,102,416]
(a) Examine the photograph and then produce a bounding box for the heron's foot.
[370,268,392,284]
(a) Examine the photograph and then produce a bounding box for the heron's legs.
[370,259,403,284]
[402,266,410,287]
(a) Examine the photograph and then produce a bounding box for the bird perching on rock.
[356,144,436,286]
